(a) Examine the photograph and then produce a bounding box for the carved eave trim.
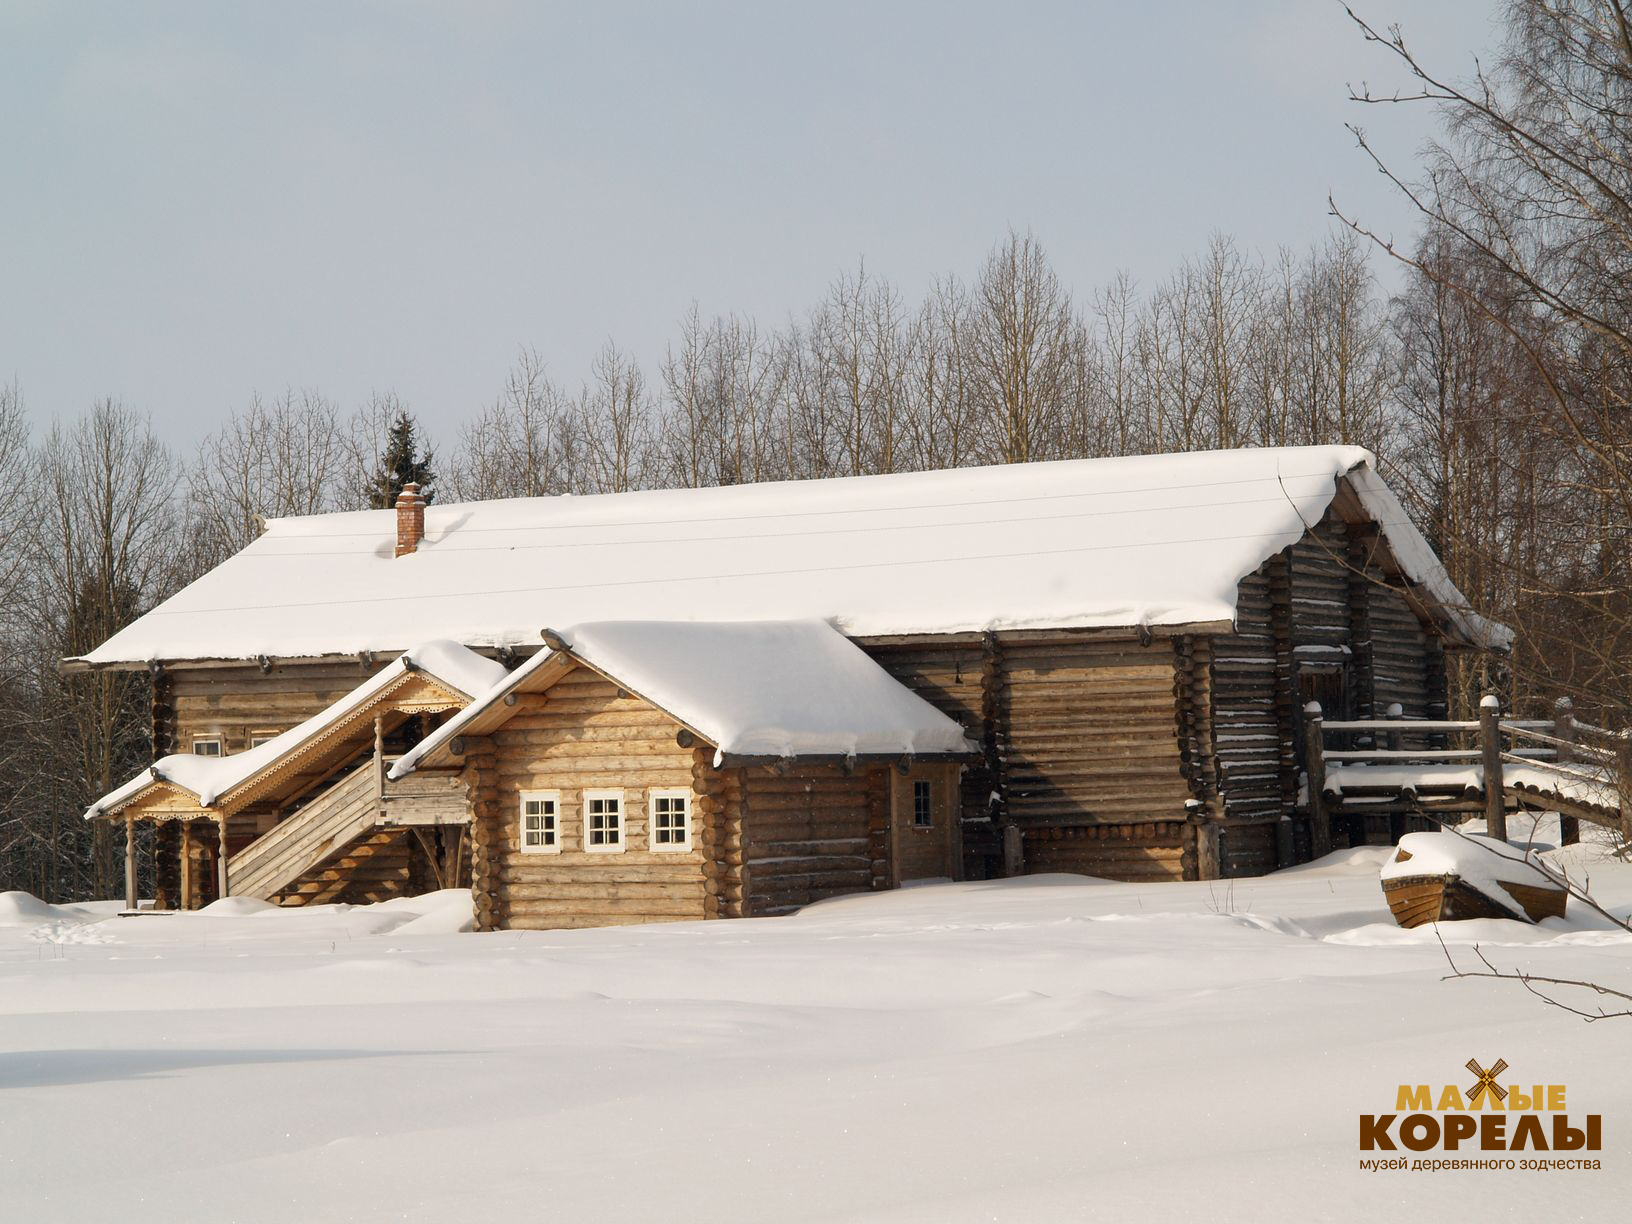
[216,671,469,814]
[105,780,215,823]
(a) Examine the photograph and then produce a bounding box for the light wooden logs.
[461,737,501,931]
[124,814,137,910]
[216,816,229,899]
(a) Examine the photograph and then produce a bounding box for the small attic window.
[249,730,281,749]
[192,737,223,757]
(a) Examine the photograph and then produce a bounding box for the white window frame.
[191,736,223,757]
[249,729,282,749]
[647,788,694,853]
[519,790,562,854]
[582,788,625,854]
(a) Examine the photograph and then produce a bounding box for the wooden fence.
[1303,695,1631,855]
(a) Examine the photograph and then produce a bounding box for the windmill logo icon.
[1465,1058,1508,1107]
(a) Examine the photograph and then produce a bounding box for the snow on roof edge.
[392,619,980,779]
[1340,461,1514,651]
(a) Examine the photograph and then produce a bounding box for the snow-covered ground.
[3,823,1629,1222]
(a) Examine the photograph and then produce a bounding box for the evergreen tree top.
[369,412,435,509]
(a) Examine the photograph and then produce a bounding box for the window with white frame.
[249,730,281,749]
[583,789,624,852]
[648,789,693,852]
[192,736,223,757]
[912,779,933,828]
[519,790,561,853]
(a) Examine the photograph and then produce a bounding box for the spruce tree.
[368,412,436,508]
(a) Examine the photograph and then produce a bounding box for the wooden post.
[1617,735,1632,848]
[1192,815,1220,881]
[179,820,194,910]
[124,814,138,911]
[1304,702,1331,859]
[1385,703,1406,844]
[374,714,386,809]
[216,817,229,900]
[1479,694,1507,843]
[1554,697,1578,846]
[1385,702,1404,752]
[1001,822,1024,877]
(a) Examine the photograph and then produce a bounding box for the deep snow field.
[3,820,1630,1222]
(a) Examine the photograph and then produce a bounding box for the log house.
[76,447,1507,925]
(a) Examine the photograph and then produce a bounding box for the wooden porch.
[1302,696,1630,853]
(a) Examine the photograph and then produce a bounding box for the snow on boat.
[1379,831,1567,927]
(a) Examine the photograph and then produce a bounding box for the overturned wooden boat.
[1381,834,1568,928]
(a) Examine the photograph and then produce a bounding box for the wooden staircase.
[227,766,385,901]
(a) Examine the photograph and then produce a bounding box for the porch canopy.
[87,640,506,825]
[84,640,507,908]
[393,618,980,776]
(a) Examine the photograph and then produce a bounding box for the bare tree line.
[1339,0,1632,722]
[446,230,1396,504]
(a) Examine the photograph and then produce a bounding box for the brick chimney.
[394,482,426,557]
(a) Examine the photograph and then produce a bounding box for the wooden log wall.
[1208,503,1456,867]
[1023,821,1190,880]
[1366,581,1437,719]
[862,637,1000,874]
[998,635,1193,882]
[462,736,503,931]
[739,765,886,916]
[479,665,706,930]
[151,668,176,757]
[868,630,1217,883]
[692,746,744,919]
[1206,566,1286,832]
[1204,549,1300,876]
[1290,514,1357,668]
[162,659,390,755]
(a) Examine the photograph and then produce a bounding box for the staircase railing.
[227,766,383,901]
[1303,695,1630,851]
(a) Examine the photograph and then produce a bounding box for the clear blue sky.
[0,1,1501,445]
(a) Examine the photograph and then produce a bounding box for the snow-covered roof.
[393,619,979,775]
[73,446,1511,667]
[85,640,507,819]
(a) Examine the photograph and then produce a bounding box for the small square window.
[249,730,281,749]
[583,790,624,853]
[192,737,223,757]
[912,779,933,828]
[520,791,560,853]
[648,789,692,852]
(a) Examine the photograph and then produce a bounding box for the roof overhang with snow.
[85,641,508,821]
[69,446,1513,669]
[392,619,981,777]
